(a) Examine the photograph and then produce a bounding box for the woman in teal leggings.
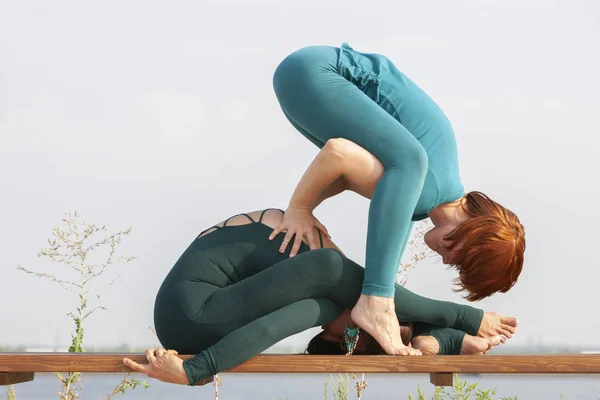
[123,209,514,386]
[271,43,525,356]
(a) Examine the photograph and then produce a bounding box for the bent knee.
[273,46,338,96]
[390,141,428,175]
[311,248,344,266]
[308,248,345,282]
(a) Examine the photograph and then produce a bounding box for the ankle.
[358,294,395,311]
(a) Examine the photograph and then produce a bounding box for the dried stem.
[17,212,136,400]
[397,219,437,287]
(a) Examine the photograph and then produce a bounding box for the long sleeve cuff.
[182,349,219,386]
[430,329,466,355]
[458,306,484,337]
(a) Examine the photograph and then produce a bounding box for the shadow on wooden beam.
[430,372,453,387]
[0,373,35,385]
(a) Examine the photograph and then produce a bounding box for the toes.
[499,335,508,344]
[396,346,421,356]
[397,348,410,356]
[501,329,513,338]
[490,335,502,346]
[502,324,517,334]
[406,348,421,356]
[502,316,519,328]
[484,336,502,353]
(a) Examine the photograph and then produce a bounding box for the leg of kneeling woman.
[198,248,482,340]
[183,298,342,385]
[181,248,486,384]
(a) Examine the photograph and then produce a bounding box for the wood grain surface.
[2,353,600,374]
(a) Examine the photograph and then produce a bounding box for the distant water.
[7,373,600,400]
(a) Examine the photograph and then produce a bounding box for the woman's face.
[424,225,458,265]
[425,200,470,265]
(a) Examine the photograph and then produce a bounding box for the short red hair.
[445,191,525,301]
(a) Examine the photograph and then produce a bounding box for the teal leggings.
[273,46,428,298]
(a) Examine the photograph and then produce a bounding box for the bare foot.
[477,312,518,338]
[461,334,502,355]
[411,334,502,356]
[351,294,420,356]
[410,336,439,355]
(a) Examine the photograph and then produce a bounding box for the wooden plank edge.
[3,354,600,374]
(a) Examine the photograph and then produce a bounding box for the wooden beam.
[0,372,35,385]
[2,353,600,374]
[429,372,453,386]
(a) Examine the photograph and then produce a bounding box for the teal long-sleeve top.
[273,43,465,296]
[337,43,465,219]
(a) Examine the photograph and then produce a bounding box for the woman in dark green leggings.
[123,209,515,386]
[271,43,525,356]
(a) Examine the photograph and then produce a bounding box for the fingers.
[289,233,304,257]
[123,358,150,374]
[279,231,294,253]
[155,348,167,357]
[145,348,157,364]
[315,220,331,238]
[305,229,318,250]
[269,224,284,241]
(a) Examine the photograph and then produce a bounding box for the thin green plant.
[16,212,147,400]
[328,373,350,400]
[408,375,520,400]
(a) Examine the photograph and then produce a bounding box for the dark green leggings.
[167,225,482,385]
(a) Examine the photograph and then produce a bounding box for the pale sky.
[1,0,599,351]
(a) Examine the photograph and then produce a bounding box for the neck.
[428,196,466,226]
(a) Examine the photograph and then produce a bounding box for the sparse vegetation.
[9,212,148,400]
[407,376,519,400]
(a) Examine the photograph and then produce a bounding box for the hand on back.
[269,205,330,257]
